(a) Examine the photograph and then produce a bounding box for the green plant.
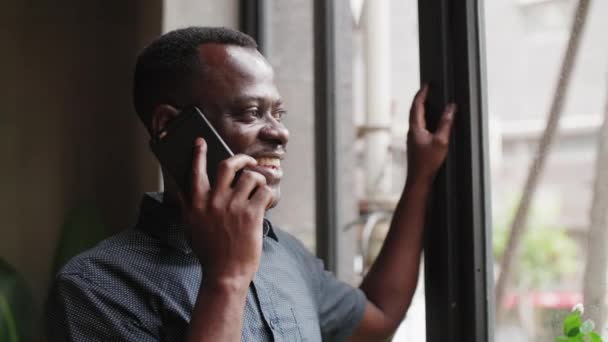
[0,259,32,342]
[0,203,107,342]
[493,194,577,289]
[556,305,603,342]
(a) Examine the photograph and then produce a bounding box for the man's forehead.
[193,43,279,105]
[196,43,274,81]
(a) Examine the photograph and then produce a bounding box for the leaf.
[580,319,595,334]
[564,311,583,336]
[588,332,603,342]
[567,335,585,342]
[0,292,18,342]
[555,335,583,342]
[52,203,107,274]
[0,259,32,342]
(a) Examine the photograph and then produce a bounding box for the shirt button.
[269,318,277,330]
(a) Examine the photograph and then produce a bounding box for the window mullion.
[418,0,494,341]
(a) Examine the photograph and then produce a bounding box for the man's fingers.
[435,103,457,143]
[191,138,211,209]
[250,185,273,210]
[215,154,258,191]
[231,170,267,202]
[409,84,429,128]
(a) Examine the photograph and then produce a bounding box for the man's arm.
[350,85,456,341]
[179,139,274,342]
[185,281,249,341]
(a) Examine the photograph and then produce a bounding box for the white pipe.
[363,0,392,199]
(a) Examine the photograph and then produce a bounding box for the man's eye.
[273,110,288,121]
[243,108,260,118]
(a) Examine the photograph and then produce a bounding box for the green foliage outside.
[493,193,578,289]
[555,307,603,342]
[494,193,592,339]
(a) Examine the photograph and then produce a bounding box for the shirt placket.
[252,240,284,342]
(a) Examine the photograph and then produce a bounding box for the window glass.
[264,0,317,251]
[485,0,608,340]
[351,0,426,340]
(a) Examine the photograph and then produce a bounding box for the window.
[262,0,318,252]
[486,0,608,340]
[518,0,575,38]
[350,0,426,339]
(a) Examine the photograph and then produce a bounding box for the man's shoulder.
[272,227,321,268]
[47,230,171,340]
[273,227,310,251]
[55,228,162,282]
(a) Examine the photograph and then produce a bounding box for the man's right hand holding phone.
[179,137,273,292]
[183,137,274,341]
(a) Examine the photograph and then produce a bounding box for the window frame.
[418,0,495,341]
[312,0,340,273]
[239,0,268,54]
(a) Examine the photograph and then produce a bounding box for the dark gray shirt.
[47,193,366,341]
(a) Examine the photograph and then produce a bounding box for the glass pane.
[264,0,317,251]
[351,0,426,340]
[485,0,608,340]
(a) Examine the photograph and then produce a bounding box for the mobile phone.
[150,106,236,196]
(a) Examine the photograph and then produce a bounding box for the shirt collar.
[136,192,278,254]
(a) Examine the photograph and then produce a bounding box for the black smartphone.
[150,106,236,196]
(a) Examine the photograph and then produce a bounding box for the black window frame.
[239,0,267,54]
[418,0,494,341]
[312,0,339,274]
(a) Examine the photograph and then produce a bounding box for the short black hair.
[133,26,258,131]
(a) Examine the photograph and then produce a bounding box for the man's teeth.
[256,157,281,168]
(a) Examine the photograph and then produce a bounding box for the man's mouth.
[250,155,284,184]
[255,157,281,169]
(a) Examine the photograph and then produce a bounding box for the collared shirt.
[47,193,367,341]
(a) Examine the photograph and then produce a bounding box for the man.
[48,27,455,341]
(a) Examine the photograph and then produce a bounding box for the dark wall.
[0,0,162,314]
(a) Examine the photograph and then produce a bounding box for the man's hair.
[133,26,258,131]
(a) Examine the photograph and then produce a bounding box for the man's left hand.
[406,84,456,184]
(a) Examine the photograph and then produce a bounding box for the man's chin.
[265,189,280,210]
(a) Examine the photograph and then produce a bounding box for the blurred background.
[1,0,608,341]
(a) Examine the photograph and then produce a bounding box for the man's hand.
[182,138,272,342]
[179,137,273,291]
[406,84,456,184]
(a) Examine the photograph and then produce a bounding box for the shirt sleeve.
[313,258,367,341]
[277,230,367,341]
[47,273,159,342]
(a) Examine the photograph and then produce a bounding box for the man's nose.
[260,119,289,146]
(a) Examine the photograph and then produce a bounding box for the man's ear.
[151,104,180,136]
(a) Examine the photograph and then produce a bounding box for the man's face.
[192,44,289,208]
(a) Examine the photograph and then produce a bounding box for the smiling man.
[47,27,455,342]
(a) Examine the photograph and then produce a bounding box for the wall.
[0,0,162,335]
[163,0,239,31]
